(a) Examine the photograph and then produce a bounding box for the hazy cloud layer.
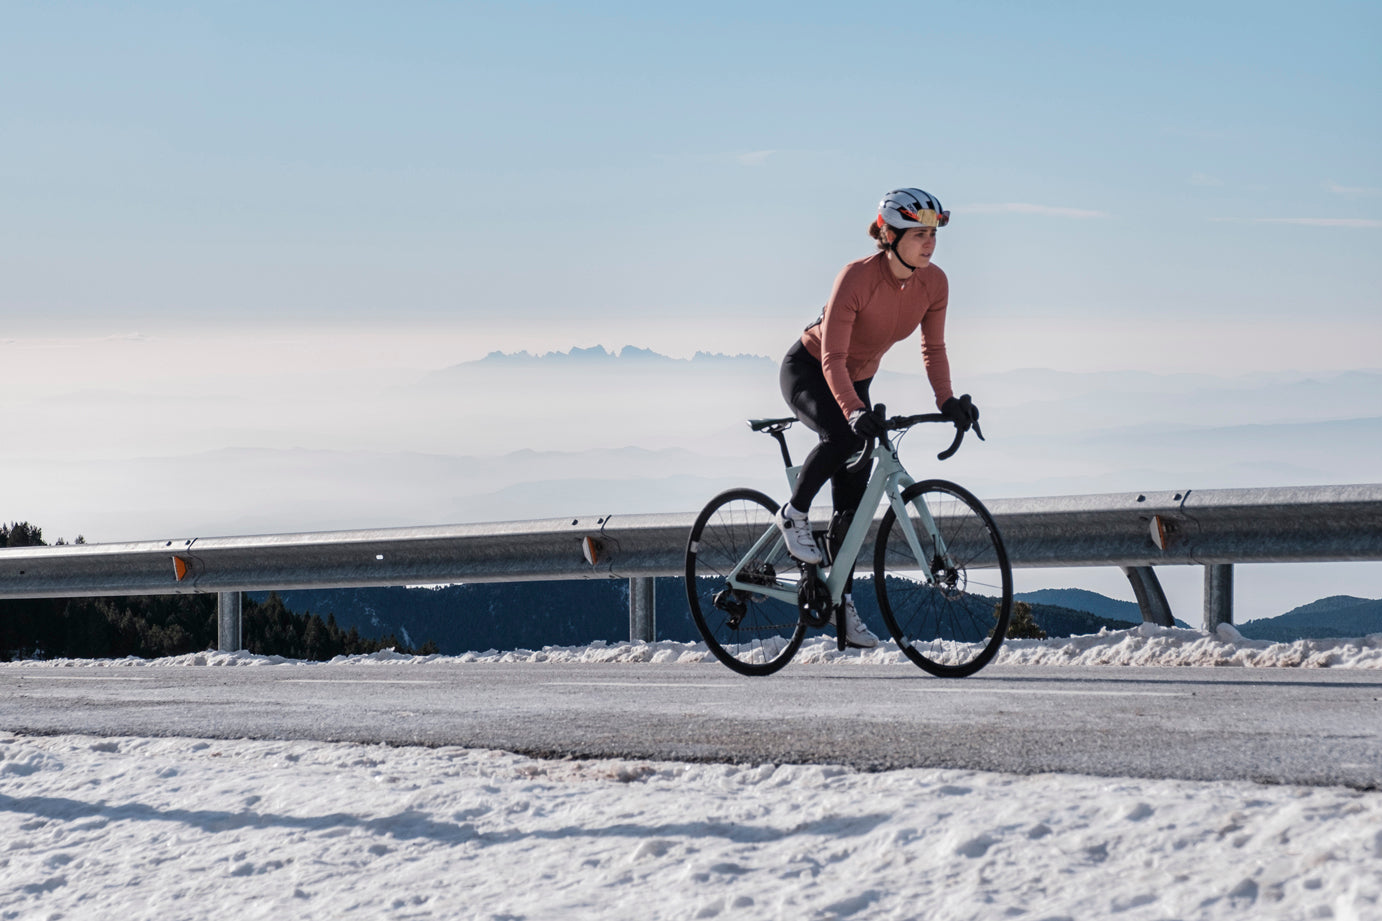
[5,343,1380,621]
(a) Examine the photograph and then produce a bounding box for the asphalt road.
[4,662,1380,789]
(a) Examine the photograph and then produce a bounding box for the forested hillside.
[259,578,1141,654]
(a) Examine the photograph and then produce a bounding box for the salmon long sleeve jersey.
[799,252,954,418]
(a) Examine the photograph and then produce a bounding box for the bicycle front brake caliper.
[930,554,963,599]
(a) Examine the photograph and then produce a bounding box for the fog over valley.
[4,339,1380,622]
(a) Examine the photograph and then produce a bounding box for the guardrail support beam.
[217,591,242,652]
[1121,566,1174,627]
[629,577,655,643]
[1203,564,1233,631]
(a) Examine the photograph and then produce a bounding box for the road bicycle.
[684,407,1012,678]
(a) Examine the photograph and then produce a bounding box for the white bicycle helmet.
[877,188,950,230]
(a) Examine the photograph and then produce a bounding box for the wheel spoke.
[686,489,805,676]
[875,480,1012,678]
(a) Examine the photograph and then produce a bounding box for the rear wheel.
[874,480,1012,677]
[685,488,806,676]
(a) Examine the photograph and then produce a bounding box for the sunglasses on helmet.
[898,207,950,228]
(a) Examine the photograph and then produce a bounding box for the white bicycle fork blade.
[888,491,941,579]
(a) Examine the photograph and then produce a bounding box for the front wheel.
[685,488,806,676]
[874,480,1012,678]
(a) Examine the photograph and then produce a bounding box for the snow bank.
[11,624,1382,670]
[2,733,1379,920]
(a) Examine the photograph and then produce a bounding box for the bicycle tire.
[685,488,806,676]
[874,479,1012,678]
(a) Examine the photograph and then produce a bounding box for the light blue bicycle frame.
[724,433,949,609]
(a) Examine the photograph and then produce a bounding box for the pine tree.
[999,600,1047,640]
[1,521,45,547]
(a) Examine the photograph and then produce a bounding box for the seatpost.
[769,430,793,468]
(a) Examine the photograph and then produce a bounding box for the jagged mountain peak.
[467,345,769,366]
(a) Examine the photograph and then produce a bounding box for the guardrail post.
[1203,564,1233,631]
[217,591,243,652]
[1121,566,1174,627]
[629,577,655,643]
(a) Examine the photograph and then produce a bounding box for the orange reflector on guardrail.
[582,536,602,566]
[1150,516,1170,551]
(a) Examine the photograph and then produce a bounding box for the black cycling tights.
[779,340,872,519]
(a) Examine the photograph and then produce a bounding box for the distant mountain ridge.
[1284,595,1377,615]
[1018,588,1382,640]
[249,584,1382,654]
[1015,588,1143,624]
[253,584,1141,654]
[1238,595,1382,642]
[468,345,772,365]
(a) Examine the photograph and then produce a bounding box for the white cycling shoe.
[840,594,880,649]
[775,504,823,565]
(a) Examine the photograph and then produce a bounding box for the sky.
[2,2,1381,622]
[2,0,1378,367]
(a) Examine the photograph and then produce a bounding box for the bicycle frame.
[723,433,949,609]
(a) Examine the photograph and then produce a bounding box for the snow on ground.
[4,626,1382,920]
[2,733,1380,921]
[436,622,1382,670]
[27,621,1376,670]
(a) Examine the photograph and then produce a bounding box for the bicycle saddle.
[748,417,796,433]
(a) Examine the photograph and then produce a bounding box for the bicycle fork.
[884,479,959,592]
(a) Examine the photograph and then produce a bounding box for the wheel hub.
[931,555,967,600]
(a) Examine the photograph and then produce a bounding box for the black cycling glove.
[847,408,886,439]
[940,394,980,432]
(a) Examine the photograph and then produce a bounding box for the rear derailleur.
[712,560,779,629]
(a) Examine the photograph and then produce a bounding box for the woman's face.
[893,226,937,269]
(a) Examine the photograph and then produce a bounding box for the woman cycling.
[774,187,980,648]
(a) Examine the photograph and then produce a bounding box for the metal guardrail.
[0,514,673,599]
[3,485,1381,644]
[995,484,1382,567]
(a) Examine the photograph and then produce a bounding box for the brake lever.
[972,418,985,442]
[937,425,965,461]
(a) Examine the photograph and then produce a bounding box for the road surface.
[5,662,1379,788]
